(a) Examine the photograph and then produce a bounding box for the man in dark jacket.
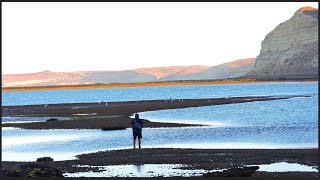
[131,113,143,149]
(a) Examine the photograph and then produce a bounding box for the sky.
[2,2,318,74]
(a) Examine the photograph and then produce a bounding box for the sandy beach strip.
[1,116,202,130]
[4,79,317,92]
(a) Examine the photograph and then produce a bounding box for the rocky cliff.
[247,6,318,79]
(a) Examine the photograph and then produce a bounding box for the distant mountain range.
[2,6,318,87]
[2,58,255,87]
[159,58,255,81]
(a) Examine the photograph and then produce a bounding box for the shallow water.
[63,164,211,177]
[253,162,318,172]
[138,96,318,127]
[63,162,318,177]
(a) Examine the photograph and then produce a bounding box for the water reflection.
[252,162,318,172]
[63,164,208,177]
[63,162,319,177]
[135,164,142,172]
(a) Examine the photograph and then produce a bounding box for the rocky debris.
[37,157,54,162]
[101,126,127,130]
[47,118,59,122]
[247,6,318,80]
[203,166,259,177]
[3,163,63,177]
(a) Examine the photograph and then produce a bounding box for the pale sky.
[2,2,318,74]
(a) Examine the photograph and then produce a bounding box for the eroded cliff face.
[247,7,318,79]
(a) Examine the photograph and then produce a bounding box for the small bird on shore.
[208,100,210,102]
[44,104,48,107]
[106,102,108,105]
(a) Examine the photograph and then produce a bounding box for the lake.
[1,82,318,161]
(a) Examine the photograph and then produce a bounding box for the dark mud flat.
[2,148,318,178]
[1,116,201,130]
[2,95,310,130]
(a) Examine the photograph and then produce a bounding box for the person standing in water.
[131,113,143,149]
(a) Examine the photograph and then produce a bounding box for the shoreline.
[1,116,204,130]
[2,148,318,178]
[2,79,318,92]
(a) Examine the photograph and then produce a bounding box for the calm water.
[64,162,318,177]
[1,82,318,161]
[64,164,210,177]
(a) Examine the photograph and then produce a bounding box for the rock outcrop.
[3,163,63,177]
[36,157,54,162]
[247,6,318,79]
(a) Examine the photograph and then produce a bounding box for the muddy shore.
[1,116,202,130]
[2,148,318,178]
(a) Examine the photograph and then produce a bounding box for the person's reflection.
[135,164,142,173]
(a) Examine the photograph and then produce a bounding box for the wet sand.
[2,95,308,130]
[2,148,318,178]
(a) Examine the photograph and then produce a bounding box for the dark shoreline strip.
[2,148,318,178]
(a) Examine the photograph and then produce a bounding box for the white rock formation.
[247,6,318,79]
